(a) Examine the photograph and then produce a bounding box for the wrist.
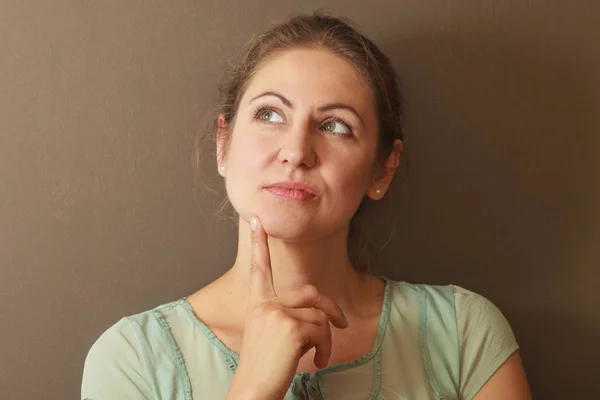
[227,375,268,400]
[227,369,284,400]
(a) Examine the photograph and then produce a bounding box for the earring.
[220,166,225,172]
[375,188,381,195]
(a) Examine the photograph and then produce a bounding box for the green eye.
[257,109,284,123]
[321,120,351,136]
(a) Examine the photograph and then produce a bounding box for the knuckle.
[282,316,301,333]
[271,308,287,321]
[250,261,261,273]
[303,284,319,299]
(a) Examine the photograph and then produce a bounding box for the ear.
[366,139,403,200]
[216,115,228,177]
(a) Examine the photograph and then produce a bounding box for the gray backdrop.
[1,1,598,398]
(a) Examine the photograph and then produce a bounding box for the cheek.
[223,131,271,213]
[327,151,373,195]
[227,132,268,175]
[316,152,373,222]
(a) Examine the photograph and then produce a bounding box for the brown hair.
[195,12,404,273]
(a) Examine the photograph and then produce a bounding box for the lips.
[264,181,318,201]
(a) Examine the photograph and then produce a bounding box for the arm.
[473,351,532,400]
[453,286,531,400]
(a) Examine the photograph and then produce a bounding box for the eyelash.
[324,116,354,135]
[252,105,354,136]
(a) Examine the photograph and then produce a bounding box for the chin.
[247,208,318,242]
[263,216,315,242]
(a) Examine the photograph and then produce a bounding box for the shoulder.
[85,298,186,359]
[384,278,457,311]
[383,279,520,398]
[384,278,510,324]
[450,284,504,314]
[385,278,516,343]
[81,299,188,399]
[90,299,185,347]
[448,285,517,346]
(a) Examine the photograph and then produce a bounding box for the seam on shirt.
[153,310,193,400]
[316,277,393,376]
[223,353,238,374]
[154,301,182,311]
[180,298,241,363]
[445,285,460,395]
[178,278,394,381]
[417,286,443,400]
[179,298,241,375]
[367,346,383,400]
[123,317,160,400]
[451,285,463,396]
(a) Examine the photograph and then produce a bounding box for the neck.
[224,217,378,313]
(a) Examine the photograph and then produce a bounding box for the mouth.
[264,181,318,201]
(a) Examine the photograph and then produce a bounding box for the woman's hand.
[226,216,349,400]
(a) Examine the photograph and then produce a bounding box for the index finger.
[279,287,349,329]
[249,216,276,302]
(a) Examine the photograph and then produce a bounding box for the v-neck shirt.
[82,278,519,399]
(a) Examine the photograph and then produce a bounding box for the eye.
[255,108,284,124]
[321,119,352,136]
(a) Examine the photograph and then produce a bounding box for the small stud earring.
[375,188,381,195]
[220,166,225,172]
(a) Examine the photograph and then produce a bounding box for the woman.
[82,13,531,400]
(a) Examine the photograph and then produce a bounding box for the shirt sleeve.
[81,317,154,400]
[452,286,520,400]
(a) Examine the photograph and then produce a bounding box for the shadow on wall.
[364,31,598,399]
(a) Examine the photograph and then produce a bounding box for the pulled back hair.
[196,12,404,273]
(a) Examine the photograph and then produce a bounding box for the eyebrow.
[249,91,365,126]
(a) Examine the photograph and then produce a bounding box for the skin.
[185,47,531,399]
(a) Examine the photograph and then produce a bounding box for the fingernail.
[250,217,257,231]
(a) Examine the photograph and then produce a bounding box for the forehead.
[243,47,374,110]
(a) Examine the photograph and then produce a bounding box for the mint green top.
[81,279,519,399]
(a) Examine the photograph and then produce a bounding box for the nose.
[277,122,316,169]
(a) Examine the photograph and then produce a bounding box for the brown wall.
[1,1,598,398]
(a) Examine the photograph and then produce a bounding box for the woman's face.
[218,47,386,242]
